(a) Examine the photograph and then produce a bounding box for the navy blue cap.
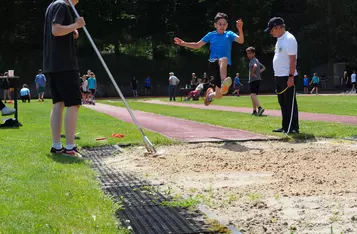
[264,17,285,32]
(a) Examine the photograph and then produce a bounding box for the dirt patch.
[103,140,357,234]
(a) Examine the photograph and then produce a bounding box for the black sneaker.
[272,128,284,133]
[257,107,265,116]
[50,147,64,154]
[62,147,83,158]
[252,110,258,116]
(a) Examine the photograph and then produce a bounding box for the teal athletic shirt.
[201,30,238,65]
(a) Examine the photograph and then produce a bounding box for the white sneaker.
[221,77,232,95]
[1,107,16,116]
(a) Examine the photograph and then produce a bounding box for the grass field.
[102,100,357,139]
[1,94,356,232]
[0,101,170,233]
[148,94,357,116]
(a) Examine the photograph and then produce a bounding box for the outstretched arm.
[174,37,206,49]
[234,19,244,44]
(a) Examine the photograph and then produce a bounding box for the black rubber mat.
[82,146,211,234]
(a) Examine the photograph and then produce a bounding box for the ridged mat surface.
[82,146,211,234]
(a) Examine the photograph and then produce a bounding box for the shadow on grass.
[47,154,88,164]
[282,133,317,143]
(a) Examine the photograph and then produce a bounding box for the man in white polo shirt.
[168,72,180,101]
[265,17,299,134]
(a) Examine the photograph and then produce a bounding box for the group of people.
[303,73,321,95]
[175,13,300,134]
[342,70,357,93]
[130,76,152,97]
[80,70,97,105]
[24,0,300,159]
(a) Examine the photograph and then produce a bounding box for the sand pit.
[103,140,357,233]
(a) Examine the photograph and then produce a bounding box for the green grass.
[145,95,357,116]
[101,100,357,139]
[0,101,171,233]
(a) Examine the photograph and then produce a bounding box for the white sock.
[65,144,76,150]
[52,142,62,150]
[208,92,215,98]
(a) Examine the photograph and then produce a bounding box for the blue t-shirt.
[304,77,309,86]
[234,77,240,85]
[20,88,30,96]
[201,31,238,65]
[145,77,151,87]
[87,77,96,89]
[35,74,46,87]
[312,76,319,84]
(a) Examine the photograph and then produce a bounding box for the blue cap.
[264,17,285,32]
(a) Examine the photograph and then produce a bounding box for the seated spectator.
[20,84,31,103]
[185,79,204,101]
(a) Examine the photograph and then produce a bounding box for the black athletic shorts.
[312,83,319,87]
[49,70,81,107]
[208,60,230,89]
[249,80,261,95]
[89,89,96,95]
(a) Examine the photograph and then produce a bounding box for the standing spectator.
[168,72,180,101]
[310,73,320,94]
[0,99,15,116]
[144,76,151,96]
[35,69,47,102]
[266,17,299,134]
[2,72,12,104]
[87,72,97,104]
[246,47,266,116]
[131,76,138,97]
[342,71,349,93]
[190,73,198,89]
[80,74,89,104]
[43,0,86,157]
[303,75,309,94]
[20,84,31,103]
[351,70,356,93]
[232,73,243,96]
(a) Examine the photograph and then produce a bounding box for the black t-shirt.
[131,80,138,89]
[43,0,78,73]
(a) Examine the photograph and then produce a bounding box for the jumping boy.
[174,12,244,106]
[246,47,266,116]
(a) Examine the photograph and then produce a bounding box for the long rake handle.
[68,0,156,153]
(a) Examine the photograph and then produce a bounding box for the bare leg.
[316,87,319,94]
[218,58,228,82]
[65,105,80,146]
[51,102,65,145]
[251,94,260,110]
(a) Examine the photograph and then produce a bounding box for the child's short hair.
[23,84,28,88]
[214,12,228,23]
[246,46,256,53]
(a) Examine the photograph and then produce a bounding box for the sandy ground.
[103,140,357,234]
